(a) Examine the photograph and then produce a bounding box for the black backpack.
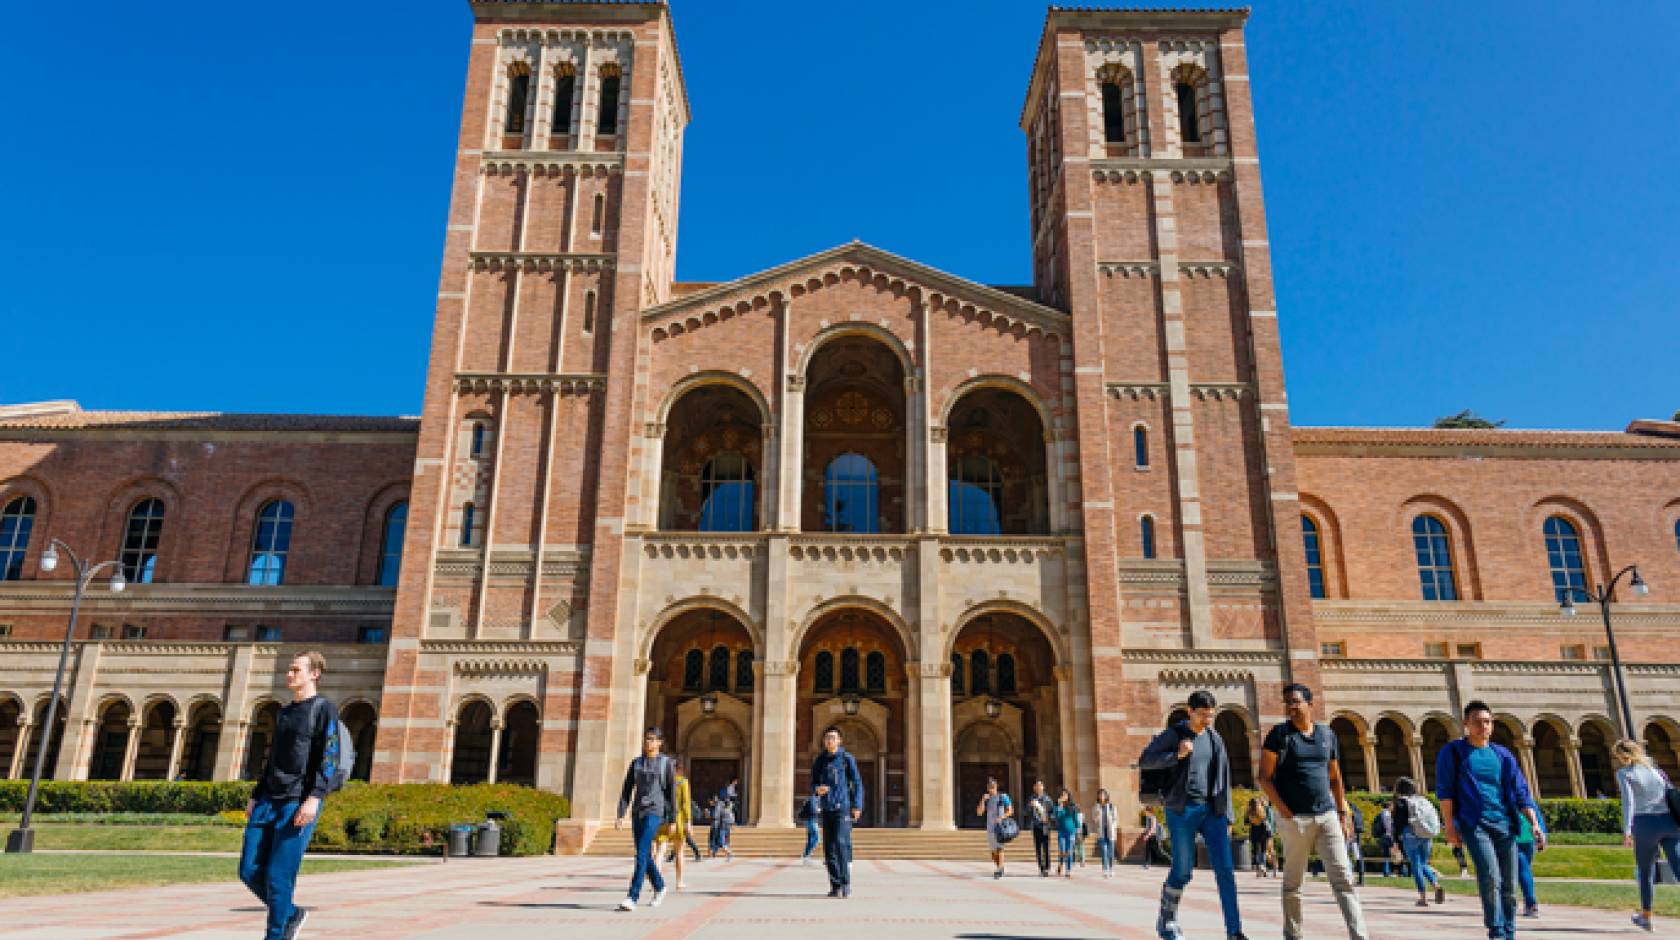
[1139,725,1188,805]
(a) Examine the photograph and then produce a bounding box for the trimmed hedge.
[0,781,253,815]
[310,784,570,857]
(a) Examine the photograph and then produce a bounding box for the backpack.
[1139,726,1188,806]
[1405,795,1441,838]
[310,698,354,795]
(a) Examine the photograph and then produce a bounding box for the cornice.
[468,251,615,273]
[422,639,581,655]
[479,151,624,175]
[1051,8,1250,31]
[0,583,395,617]
[1121,648,1283,665]
[0,428,414,445]
[1092,157,1234,184]
[0,640,381,655]
[454,372,606,395]
[433,548,590,581]
[1106,382,1253,401]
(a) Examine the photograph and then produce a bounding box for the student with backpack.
[1391,777,1446,907]
[1053,788,1080,877]
[1613,738,1680,932]
[1437,700,1545,940]
[614,726,676,912]
[1091,789,1118,879]
[977,776,1016,879]
[239,651,349,940]
[799,794,821,866]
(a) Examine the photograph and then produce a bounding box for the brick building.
[2,3,1677,842]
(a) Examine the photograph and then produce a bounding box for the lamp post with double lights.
[4,539,126,854]
[1560,564,1649,741]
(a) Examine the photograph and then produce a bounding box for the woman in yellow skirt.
[655,756,695,890]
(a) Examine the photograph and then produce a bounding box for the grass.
[27,824,245,852]
[1367,876,1680,918]
[0,812,241,827]
[1415,843,1638,880]
[0,854,418,898]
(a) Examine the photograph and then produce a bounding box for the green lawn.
[1416,843,1639,880]
[1366,876,1680,918]
[0,854,418,898]
[27,823,245,852]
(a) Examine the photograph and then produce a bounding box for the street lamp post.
[1560,564,1649,741]
[4,539,125,854]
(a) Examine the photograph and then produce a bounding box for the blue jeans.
[1378,838,1392,877]
[1401,832,1439,894]
[1633,812,1680,912]
[1461,823,1518,940]
[1164,802,1241,936]
[238,796,319,940]
[1056,830,1075,870]
[1097,835,1115,872]
[821,810,853,888]
[803,816,820,858]
[628,814,665,902]
[1515,841,1536,906]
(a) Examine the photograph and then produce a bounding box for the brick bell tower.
[374,0,689,803]
[1021,8,1321,800]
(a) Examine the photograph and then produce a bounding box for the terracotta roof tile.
[0,409,418,433]
[1292,426,1680,450]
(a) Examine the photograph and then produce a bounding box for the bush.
[0,780,253,815]
[1538,798,1622,834]
[310,783,570,857]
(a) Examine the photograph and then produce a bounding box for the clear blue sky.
[2,1,1674,428]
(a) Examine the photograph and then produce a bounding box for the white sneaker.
[676,879,686,890]
[650,889,666,908]
[618,898,636,912]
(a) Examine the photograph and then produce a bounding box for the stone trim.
[468,251,616,273]
[1122,648,1284,665]
[453,372,606,395]
[480,152,623,175]
[0,583,394,617]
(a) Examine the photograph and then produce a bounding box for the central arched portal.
[949,611,1060,827]
[644,607,758,820]
[796,606,909,827]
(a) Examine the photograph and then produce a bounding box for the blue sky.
[2,1,1674,428]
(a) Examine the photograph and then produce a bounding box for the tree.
[1671,408,1679,422]
[1432,410,1505,430]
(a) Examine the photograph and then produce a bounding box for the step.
[583,825,1040,859]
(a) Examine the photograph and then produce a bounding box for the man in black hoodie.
[239,651,340,940]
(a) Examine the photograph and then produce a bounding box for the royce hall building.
[3,3,1678,848]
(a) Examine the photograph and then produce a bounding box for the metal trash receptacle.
[448,824,475,857]
[473,818,502,857]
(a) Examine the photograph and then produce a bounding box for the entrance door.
[688,758,740,822]
[854,760,878,827]
[957,762,1009,829]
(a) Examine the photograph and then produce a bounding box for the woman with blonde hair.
[1244,795,1274,877]
[1613,738,1680,932]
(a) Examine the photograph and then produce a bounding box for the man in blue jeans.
[615,726,676,912]
[1437,700,1546,940]
[240,651,341,940]
[1139,690,1249,940]
[810,726,864,898]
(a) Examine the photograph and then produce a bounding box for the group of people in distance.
[974,777,1124,880]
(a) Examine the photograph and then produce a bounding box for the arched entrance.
[944,385,1050,534]
[0,696,21,778]
[949,611,1059,826]
[1531,719,1572,798]
[133,700,177,780]
[1216,710,1255,789]
[797,606,909,826]
[498,700,540,787]
[1372,717,1411,789]
[658,383,766,532]
[1419,717,1454,792]
[241,701,280,781]
[180,702,221,782]
[645,606,758,819]
[803,335,907,533]
[1578,719,1615,798]
[1330,716,1368,791]
[1645,721,1680,780]
[450,699,494,785]
[340,701,377,782]
[21,697,67,781]
[89,699,133,781]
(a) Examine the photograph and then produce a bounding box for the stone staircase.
[583,825,1006,860]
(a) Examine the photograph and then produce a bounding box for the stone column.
[927,426,949,533]
[486,720,504,784]
[914,661,956,830]
[777,376,805,530]
[1361,736,1380,793]
[119,717,142,781]
[759,424,778,532]
[1406,735,1425,787]
[164,717,188,781]
[1564,740,1586,798]
[9,720,32,779]
[1516,737,1541,799]
[905,373,927,531]
[214,644,258,781]
[755,661,798,827]
[1055,665,1078,789]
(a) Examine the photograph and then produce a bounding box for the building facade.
[2,3,1678,843]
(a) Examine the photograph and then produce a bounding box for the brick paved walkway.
[0,854,1651,938]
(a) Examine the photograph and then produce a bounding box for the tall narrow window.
[1302,515,1327,599]
[1674,518,1680,553]
[591,193,605,234]
[949,455,1002,535]
[1141,515,1157,559]
[1176,82,1200,143]
[1543,516,1589,604]
[552,68,576,136]
[506,68,530,135]
[865,651,886,693]
[969,650,991,696]
[1134,426,1149,468]
[470,423,486,458]
[1101,80,1126,144]
[120,499,165,584]
[582,291,596,333]
[997,653,1017,695]
[1412,515,1458,601]
[813,650,834,693]
[708,645,730,691]
[735,650,754,692]
[377,501,407,587]
[682,649,704,690]
[700,452,755,532]
[839,648,861,693]
[246,500,294,586]
[597,67,621,135]
[0,496,37,581]
[950,653,964,696]
[823,453,879,534]
[460,502,476,547]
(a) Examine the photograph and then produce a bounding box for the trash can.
[473,812,508,857]
[448,824,475,858]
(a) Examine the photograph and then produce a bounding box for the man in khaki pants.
[1258,683,1368,940]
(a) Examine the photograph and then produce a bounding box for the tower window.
[377,501,407,587]
[1412,515,1458,601]
[813,650,834,693]
[1302,515,1326,599]
[597,66,621,135]
[839,647,861,693]
[552,67,576,136]
[506,67,531,135]
[460,502,476,547]
[708,645,730,691]
[1101,80,1126,144]
[583,291,596,333]
[1133,426,1149,469]
[470,423,486,458]
[683,649,704,690]
[1543,516,1589,604]
[591,193,605,234]
[1176,82,1200,143]
[120,499,166,584]
[1141,515,1157,559]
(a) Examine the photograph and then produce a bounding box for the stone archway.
[450,699,495,785]
[133,700,178,780]
[645,605,758,818]
[681,712,749,820]
[241,702,280,781]
[1372,716,1412,790]
[1330,716,1369,792]
[658,382,767,532]
[948,610,1061,815]
[1645,720,1680,779]
[89,699,133,781]
[803,335,908,533]
[0,697,21,779]
[953,711,1023,829]
[497,700,540,787]
[1578,719,1615,798]
[1531,719,1572,798]
[1216,710,1255,789]
[797,606,909,827]
[1419,716,1454,792]
[180,701,222,782]
[942,383,1051,535]
[339,701,377,782]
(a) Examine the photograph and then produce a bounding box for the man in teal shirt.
[1437,700,1545,940]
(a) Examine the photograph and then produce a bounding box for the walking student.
[1245,796,1274,877]
[614,726,676,912]
[1515,810,1540,918]
[1139,689,1249,940]
[1347,800,1366,886]
[1258,683,1368,940]
[1437,700,1545,940]
[661,756,694,889]
[239,651,344,940]
[1026,780,1055,876]
[810,726,864,898]
[978,777,1014,879]
[1140,809,1166,871]
[1053,788,1079,877]
[713,790,736,861]
[1391,776,1445,907]
[1091,789,1118,879]
[800,794,821,865]
[1372,800,1395,879]
[1614,738,1680,932]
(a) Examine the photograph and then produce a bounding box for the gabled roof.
[641,241,1069,338]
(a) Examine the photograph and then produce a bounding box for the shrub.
[310,783,570,857]
[1538,798,1622,834]
[0,781,253,815]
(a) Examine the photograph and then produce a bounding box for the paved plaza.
[0,854,1649,939]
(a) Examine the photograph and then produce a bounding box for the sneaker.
[840,886,850,899]
[994,869,1003,880]
[676,879,686,890]
[618,898,637,912]
[1522,903,1538,918]
[1416,898,1430,907]
[650,889,666,908]
[1633,913,1653,932]
[827,887,840,898]
[1435,885,1446,905]
[283,909,310,940]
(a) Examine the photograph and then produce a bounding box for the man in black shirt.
[238,651,340,940]
[1025,780,1056,876]
[615,726,675,911]
[1258,683,1368,940]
